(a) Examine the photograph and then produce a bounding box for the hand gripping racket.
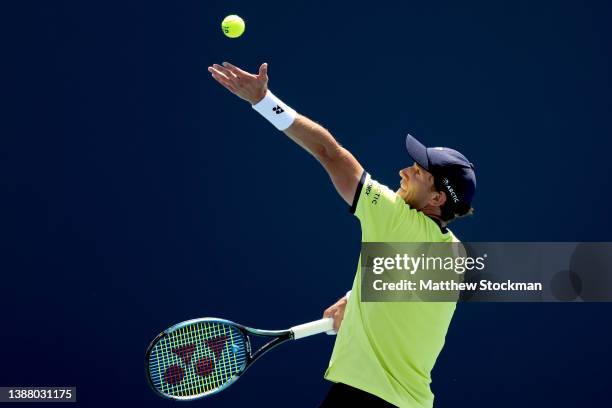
[145,317,334,400]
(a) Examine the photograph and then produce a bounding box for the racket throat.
[248,334,291,362]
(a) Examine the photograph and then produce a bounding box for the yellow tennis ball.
[221,15,245,38]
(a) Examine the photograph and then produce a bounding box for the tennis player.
[208,62,477,407]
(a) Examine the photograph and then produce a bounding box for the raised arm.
[208,62,364,205]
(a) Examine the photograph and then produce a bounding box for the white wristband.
[252,90,297,131]
[345,290,352,299]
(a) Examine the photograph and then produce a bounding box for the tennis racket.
[145,317,334,400]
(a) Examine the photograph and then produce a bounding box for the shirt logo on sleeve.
[372,190,380,205]
[364,182,380,205]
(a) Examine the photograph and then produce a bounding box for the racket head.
[145,318,249,400]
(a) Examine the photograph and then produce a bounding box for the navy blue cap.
[405,133,476,212]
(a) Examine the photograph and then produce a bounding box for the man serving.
[208,61,477,407]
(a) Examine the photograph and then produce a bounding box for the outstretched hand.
[208,62,269,105]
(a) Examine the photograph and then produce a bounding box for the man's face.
[396,162,438,209]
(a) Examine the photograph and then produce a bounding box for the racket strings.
[154,323,241,396]
[148,321,247,397]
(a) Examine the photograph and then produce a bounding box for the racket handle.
[291,318,334,340]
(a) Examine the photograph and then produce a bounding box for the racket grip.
[291,318,334,340]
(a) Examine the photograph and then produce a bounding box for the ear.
[430,190,447,207]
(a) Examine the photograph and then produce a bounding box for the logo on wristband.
[272,105,285,114]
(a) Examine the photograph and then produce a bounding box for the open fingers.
[208,66,231,81]
[211,64,238,80]
[207,61,267,104]
[222,61,252,78]
[208,68,237,92]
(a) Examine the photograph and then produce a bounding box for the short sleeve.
[350,172,420,241]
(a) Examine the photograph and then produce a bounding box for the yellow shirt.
[324,173,458,408]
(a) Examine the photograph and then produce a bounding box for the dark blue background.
[3,0,611,406]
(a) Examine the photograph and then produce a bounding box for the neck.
[421,206,446,227]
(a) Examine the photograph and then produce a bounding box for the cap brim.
[405,133,429,170]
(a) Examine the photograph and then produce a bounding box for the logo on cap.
[442,177,460,203]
